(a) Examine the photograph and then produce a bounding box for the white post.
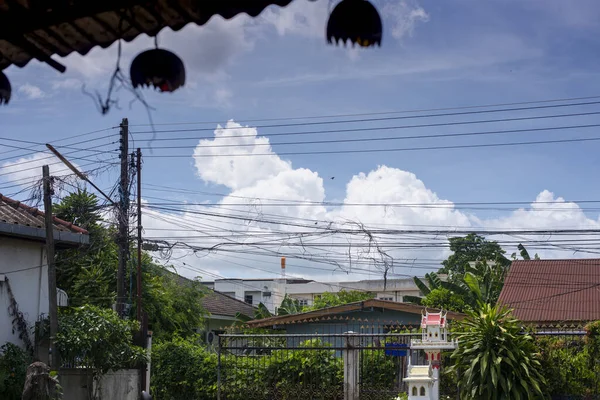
[431,366,439,400]
[343,331,360,400]
[145,331,153,393]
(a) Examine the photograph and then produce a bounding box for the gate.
[217,333,434,400]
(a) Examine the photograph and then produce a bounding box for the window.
[420,386,426,396]
[412,386,417,396]
[298,299,308,306]
[379,297,393,301]
[244,294,253,305]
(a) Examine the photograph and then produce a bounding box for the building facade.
[204,276,423,314]
[0,194,88,350]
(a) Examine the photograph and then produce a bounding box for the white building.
[204,276,423,314]
[0,195,88,351]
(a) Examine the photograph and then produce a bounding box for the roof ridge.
[212,290,258,309]
[0,193,88,235]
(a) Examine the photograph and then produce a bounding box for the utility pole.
[42,165,59,370]
[117,118,129,317]
[136,148,142,323]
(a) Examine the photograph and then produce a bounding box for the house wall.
[0,237,48,348]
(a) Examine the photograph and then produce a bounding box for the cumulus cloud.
[18,83,46,99]
[6,122,595,282]
[137,120,600,282]
[193,120,292,190]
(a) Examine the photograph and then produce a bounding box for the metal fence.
[216,332,435,400]
[216,327,596,400]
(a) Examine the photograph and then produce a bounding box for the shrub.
[449,303,546,399]
[56,305,146,374]
[0,343,31,400]
[151,336,217,400]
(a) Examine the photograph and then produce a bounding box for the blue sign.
[384,342,408,357]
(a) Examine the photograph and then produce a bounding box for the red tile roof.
[498,259,600,324]
[0,194,88,235]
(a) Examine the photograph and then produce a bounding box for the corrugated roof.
[202,290,256,318]
[247,299,465,328]
[0,0,297,72]
[0,193,88,234]
[498,259,600,324]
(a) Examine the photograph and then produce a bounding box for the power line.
[0,127,118,159]
[131,110,600,142]
[127,95,600,127]
[145,136,600,158]
[0,139,118,166]
[138,123,600,150]
[130,100,600,134]
[141,184,600,208]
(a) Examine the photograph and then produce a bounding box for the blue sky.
[2,0,600,280]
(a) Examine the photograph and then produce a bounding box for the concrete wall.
[61,369,140,400]
[0,237,48,348]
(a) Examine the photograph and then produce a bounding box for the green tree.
[448,303,545,400]
[56,305,146,399]
[404,272,471,311]
[54,190,118,306]
[305,290,374,311]
[54,191,206,339]
[277,294,303,316]
[438,234,510,283]
[420,288,468,313]
[139,263,207,340]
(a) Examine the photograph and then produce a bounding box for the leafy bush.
[537,335,600,398]
[263,339,343,398]
[0,343,31,400]
[151,336,217,400]
[449,303,546,399]
[56,305,146,374]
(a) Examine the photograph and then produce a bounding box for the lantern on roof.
[130,48,185,93]
[326,0,382,47]
[0,71,11,105]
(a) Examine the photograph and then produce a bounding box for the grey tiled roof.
[0,194,88,234]
[202,290,257,318]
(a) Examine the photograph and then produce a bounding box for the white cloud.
[193,120,292,190]
[52,78,83,90]
[18,83,46,99]
[382,1,430,40]
[138,120,600,282]
[0,152,82,188]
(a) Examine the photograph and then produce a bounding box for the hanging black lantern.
[130,49,185,93]
[326,0,382,48]
[0,71,11,105]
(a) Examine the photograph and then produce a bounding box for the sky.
[2,0,600,283]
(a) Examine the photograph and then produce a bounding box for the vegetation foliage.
[0,343,31,400]
[449,303,546,400]
[54,190,206,340]
[56,305,146,374]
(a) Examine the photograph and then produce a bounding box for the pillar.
[343,331,360,400]
[426,350,441,400]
